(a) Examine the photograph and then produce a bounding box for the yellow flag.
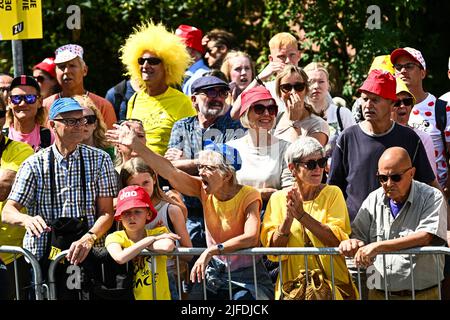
[0,0,43,40]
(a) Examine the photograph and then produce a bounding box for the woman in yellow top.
[260,136,357,300]
[105,185,180,300]
[106,124,274,300]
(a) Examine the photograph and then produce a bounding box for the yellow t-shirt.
[260,185,355,299]
[201,185,262,271]
[0,138,34,264]
[105,226,171,300]
[127,87,196,155]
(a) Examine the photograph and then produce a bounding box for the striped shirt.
[8,144,118,260]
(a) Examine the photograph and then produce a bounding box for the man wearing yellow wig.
[121,22,197,155]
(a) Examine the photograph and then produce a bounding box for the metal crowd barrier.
[46,246,450,301]
[0,245,46,300]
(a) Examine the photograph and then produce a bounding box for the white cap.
[54,44,84,64]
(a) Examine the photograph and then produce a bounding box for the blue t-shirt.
[389,199,404,219]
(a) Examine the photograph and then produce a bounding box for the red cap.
[358,69,397,101]
[175,25,205,55]
[115,186,157,223]
[390,47,426,70]
[32,57,57,78]
[240,86,275,117]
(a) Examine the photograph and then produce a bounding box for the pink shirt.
[8,123,55,152]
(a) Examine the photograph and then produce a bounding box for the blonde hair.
[72,95,111,150]
[120,21,191,89]
[269,32,298,51]
[120,157,178,206]
[220,50,255,82]
[303,62,330,80]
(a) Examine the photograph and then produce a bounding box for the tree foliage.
[0,0,448,101]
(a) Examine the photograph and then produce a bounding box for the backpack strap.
[336,105,344,132]
[112,79,128,120]
[127,92,138,118]
[39,126,52,149]
[435,98,449,161]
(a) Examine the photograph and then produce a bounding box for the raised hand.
[106,123,136,147]
[286,91,303,121]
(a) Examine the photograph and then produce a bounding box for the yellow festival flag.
[0,0,43,40]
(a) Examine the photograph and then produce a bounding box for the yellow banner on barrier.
[0,0,43,40]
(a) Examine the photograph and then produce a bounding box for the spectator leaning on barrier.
[106,125,274,300]
[339,147,447,300]
[120,21,196,156]
[43,44,117,129]
[328,69,438,222]
[1,97,118,299]
[105,185,179,300]
[0,127,34,300]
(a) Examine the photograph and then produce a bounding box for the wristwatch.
[216,243,224,253]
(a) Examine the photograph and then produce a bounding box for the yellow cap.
[395,77,416,105]
[369,55,395,75]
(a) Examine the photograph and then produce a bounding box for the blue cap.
[191,76,230,94]
[49,98,83,119]
[204,140,242,171]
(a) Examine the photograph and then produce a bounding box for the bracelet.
[297,211,306,221]
[276,227,290,238]
[86,231,97,243]
[255,75,264,86]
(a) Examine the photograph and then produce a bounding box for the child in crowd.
[105,185,180,300]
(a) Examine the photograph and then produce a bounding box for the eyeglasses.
[377,167,412,183]
[279,82,306,93]
[394,98,414,108]
[0,86,10,93]
[197,164,219,173]
[252,104,278,116]
[10,94,38,105]
[116,118,144,125]
[137,57,162,66]
[297,157,328,170]
[197,88,229,98]
[84,115,97,124]
[394,63,421,72]
[34,75,49,83]
[53,117,88,127]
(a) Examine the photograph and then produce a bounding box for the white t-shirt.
[227,135,292,189]
[324,102,356,157]
[413,127,437,176]
[439,92,450,103]
[408,93,450,185]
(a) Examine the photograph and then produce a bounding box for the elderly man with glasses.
[339,147,447,300]
[2,97,117,299]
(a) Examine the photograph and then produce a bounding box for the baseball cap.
[10,75,40,93]
[368,55,395,75]
[33,57,57,78]
[115,185,157,222]
[191,76,230,94]
[240,86,275,117]
[49,97,83,120]
[54,44,84,64]
[175,24,205,55]
[390,47,426,70]
[395,78,416,105]
[358,69,398,101]
[204,140,242,171]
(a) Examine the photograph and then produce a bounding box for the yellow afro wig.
[120,21,191,88]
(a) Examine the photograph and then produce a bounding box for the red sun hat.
[358,69,398,101]
[175,24,205,55]
[115,185,157,223]
[240,86,275,117]
[32,57,57,78]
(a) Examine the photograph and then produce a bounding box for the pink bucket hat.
[240,86,275,117]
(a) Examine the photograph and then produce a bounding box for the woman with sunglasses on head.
[32,57,61,99]
[260,136,358,300]
[391,78,437,176]
[73,95,115,160]
[3,75,54,152]
[227,86,292,211]
[273,64,329,146]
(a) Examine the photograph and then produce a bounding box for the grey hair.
[198,150,238,183]
[284,136,325,165]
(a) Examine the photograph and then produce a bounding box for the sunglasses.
[297,157,328,170]
[279,82,306,93]
[394,98,414,108]
[252,104,278,116]
[377,167,412,183]
[197,88,229,98]
[137,57,162,66]
[84,115,97,124]
[53,117,88,127]
[10,94,38,105]
[394,62,421,72]
[34,75,49,83]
